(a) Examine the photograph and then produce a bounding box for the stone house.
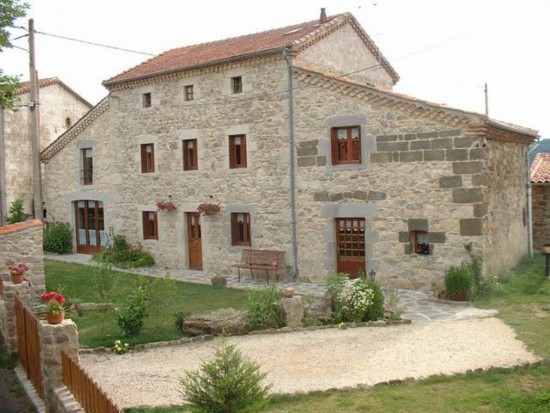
[530,152,550,249]
[0,77,92,218]
[41,11,537,291]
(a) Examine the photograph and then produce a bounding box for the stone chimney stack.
[320,8,327,23]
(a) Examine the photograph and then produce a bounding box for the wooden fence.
[14,295,44,399]
[61,350,121,413]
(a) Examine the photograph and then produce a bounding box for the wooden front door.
[75,200,105,254]
[335,218,366,279]
[187,213,203,270]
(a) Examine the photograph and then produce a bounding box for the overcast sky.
[2,0,549,139]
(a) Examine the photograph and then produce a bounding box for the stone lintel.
[408,219,428,231]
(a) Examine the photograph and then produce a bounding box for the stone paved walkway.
[45,253,497,322]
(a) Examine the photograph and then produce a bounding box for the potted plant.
[211,272,228,287]
[196,203,221,216]
[41,291,67,324]
[7,263,29,284]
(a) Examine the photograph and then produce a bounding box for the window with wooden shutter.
[229,135,247,168]
[183,139,198,170]
[231,212,251,246]
[142,211,158,240]
[141,143,155,173]
[331,126,361,165]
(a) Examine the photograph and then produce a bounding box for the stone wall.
[0,220,45,302]
[42,54,533,291]
[2,82,90,215]
[484,139,529,275]
[296,23,395,89]
[0,282,31,352]
[532,185,550,250]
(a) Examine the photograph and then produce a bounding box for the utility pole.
[28,18,43,221]
[0,107,6,226]
[484,83,489,117]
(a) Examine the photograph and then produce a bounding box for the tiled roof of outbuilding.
[531,153,550,183]
[103,12,399,87]
[18,77,92,108]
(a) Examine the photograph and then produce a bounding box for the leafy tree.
[5,198,25,224]
[0,0,29,110]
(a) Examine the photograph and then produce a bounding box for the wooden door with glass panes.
[75,200,106,254]
[335,218,366,279]
[186,213,203,270]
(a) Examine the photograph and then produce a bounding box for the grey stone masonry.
[0,281,31,353]
[0,220,46,303]
[39,319,79,413]
[452,188,483,204]
[373,130,486,164]
[460,218,485,236]
[439,176,462,188]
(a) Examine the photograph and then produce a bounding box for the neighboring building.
[41,11,538,291]
[0,77,92,218]
[530,152,550,249]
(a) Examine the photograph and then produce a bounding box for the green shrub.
[327,273,384,323]
[173,311,191,333]
[94,235,154,268]
[43,221,73,253]
[117,281,149,337]
[365,280,384,321]
[444,263,473,301]
[247,285,285,330]
[5,198,25,224]
[180,338,271,413]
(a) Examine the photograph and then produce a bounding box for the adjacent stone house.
[41,11,538,291]
[530,152,550,249]
[0,77,92,218]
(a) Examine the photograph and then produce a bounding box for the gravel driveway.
[80,317,540,409]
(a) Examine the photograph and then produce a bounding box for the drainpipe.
[527,140,539,257]
[283,48,298,280]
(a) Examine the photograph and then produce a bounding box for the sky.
[2,0,549,139]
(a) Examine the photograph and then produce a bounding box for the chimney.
[320,8,327,23]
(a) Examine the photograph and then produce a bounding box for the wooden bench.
[232,249,285,284]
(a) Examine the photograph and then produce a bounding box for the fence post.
[0,281,31,353]
[39,318,79,413]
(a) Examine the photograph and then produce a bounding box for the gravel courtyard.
[80,317,540,409]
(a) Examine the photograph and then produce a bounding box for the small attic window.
[283,27,304,36]
[65,117,72,128]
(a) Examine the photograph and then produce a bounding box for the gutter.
[283,48,299,280]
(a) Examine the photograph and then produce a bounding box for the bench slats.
[232,249,285,284]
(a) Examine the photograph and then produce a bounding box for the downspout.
[283,48,298,280]
[527,140,539,257]
[0,107,6,225]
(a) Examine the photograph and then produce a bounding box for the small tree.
[180,338,271,413]
[5,198,25,224]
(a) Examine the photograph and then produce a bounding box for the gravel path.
[80,317,540,409]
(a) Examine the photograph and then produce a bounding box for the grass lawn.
[124,254,550,413]
[45,259,249,348]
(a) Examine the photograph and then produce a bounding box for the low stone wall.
[0,281,31,353]
[532,185,550,250]
[0,220,46,302]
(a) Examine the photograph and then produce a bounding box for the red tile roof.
[531,153,550,183]
[18,77,92,108]
[103,12,398,87]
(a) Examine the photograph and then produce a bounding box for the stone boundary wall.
[0,220,46,302]
[0,275,83,413]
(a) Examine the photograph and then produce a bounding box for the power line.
[34,30,155,56]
